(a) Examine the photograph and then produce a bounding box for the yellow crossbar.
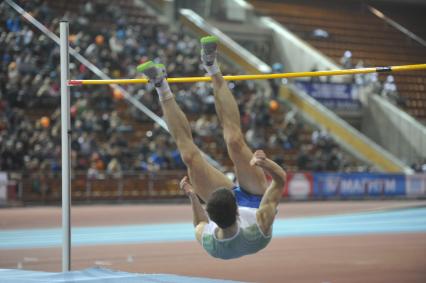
[68,63,426,86]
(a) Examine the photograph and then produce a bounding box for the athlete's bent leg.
[200,37,267,195]
[138,61,233,201]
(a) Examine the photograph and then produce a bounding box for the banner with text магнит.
[313,173,405,198]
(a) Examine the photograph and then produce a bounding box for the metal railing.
[7,171,187,203]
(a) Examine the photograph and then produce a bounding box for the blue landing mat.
[0,267,247,283]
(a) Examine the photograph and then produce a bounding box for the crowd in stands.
[339,50,403,106]
[306,49,401,110]
[0,0,360,178]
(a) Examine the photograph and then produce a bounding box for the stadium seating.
[250,0,426,121]
[1,0,364,202]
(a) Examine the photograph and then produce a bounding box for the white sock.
[155,80,174,101]
[203,60,221,76]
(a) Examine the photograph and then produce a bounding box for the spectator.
[340,50,353,69]
[381,75,399,104]
[107,158,122,178]
[297,145,311,171]
[354,60,365,86]
[194,114,211,137]
[87,161,100,179]
[245,126,266,149]
[366,72,381,94]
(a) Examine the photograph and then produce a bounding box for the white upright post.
[60,20,71,272]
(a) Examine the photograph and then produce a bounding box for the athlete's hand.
[250,150,268,168]
[179,176,193,196]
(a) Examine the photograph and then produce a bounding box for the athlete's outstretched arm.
[180,176,208,243]
[250,150,287,235]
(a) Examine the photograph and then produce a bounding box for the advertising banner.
[284,172,313,200]
[313,173,405,198]
[294,80,361,111]
[406,174,426,197]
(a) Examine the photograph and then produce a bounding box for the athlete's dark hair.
[206,188,238,229]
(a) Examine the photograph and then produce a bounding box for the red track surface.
[1,201,425,283]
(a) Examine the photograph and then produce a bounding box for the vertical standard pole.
[60,20,71,272]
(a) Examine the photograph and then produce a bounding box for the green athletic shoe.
[136,61,167,87]
[200,35,218,66]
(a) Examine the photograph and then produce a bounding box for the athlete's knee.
[181,147,201,166]
[225,130,245,152]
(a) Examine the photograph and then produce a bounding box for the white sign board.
[0,172,8,201]
[406,174,426,197]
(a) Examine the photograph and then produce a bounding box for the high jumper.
[137,36,286,259]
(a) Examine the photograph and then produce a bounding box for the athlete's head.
[206,188,237,229]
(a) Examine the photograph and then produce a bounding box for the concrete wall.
[362,94,426,165]
[282,86,412,173]
[259,18,342,78]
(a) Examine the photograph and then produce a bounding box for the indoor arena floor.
[1,200,425,283]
